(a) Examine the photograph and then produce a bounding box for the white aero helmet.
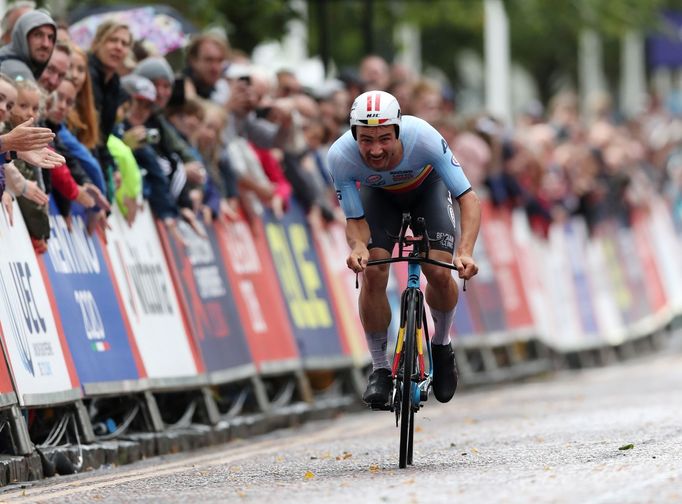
[349,90,402,139]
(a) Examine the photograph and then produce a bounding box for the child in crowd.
[10,78,94,252]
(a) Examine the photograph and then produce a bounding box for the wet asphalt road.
[1,346,681,504]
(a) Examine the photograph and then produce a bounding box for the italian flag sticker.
[91,341,110,352]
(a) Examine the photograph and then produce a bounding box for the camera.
[145,128,160,145]
[255,106,272,119]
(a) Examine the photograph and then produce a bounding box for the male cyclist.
[327,90,481,406]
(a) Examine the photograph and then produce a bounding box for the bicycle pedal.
[369,402,392,411]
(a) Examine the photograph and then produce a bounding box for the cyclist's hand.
[347,246,369,273]
[454,254,478,280]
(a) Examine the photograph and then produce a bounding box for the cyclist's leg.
[411,177,459,332]
[359,185,403,364]
[411,179,459,402]
[359,187,402,404]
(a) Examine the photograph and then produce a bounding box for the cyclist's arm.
[345,217,371,272]
[454,190,481,279]
[456,190,481,257]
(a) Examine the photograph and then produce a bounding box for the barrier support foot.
[7,405,32,456]
[250,376,271,414]
[73,400,95,444]
[201,387,221,426]
[142,391,165,433]
[294,370,314,404]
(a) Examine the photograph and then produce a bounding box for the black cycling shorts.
[358,172,458,254]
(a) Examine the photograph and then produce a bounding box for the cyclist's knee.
[363,264,389,291]
[424,267,455,291]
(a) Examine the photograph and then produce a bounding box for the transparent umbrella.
[68,5,197,55]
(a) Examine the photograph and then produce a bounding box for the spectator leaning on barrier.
[47,77,110,234]
[133,56,207,190]
[88,20,132,200]
[0,73,51,225]
[8,78,90,251]
[0,9,55,81]
[8,78,50,247]
[119,73,204,239]
[0,72,63,181]
[192,102,240,221]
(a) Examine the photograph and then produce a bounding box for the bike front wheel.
[399,289,417,468]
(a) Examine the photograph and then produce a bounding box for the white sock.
[430,307,456,345]
[366,331,390,370]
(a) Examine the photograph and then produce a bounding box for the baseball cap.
[120,74,157,102]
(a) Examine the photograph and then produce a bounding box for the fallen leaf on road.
[304,471,315,480]
[619,444,635,451]
[415,426,423,432]
[471,447,479,454]
[369,464,381,473]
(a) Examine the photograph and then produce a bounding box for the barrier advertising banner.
[510,210,554,342]
[217,218,300,374]
[631,211,668,318]
[160,219,255,383]
[563,220,600,340]
[41,202,144,395]
[648,200,682,311]
[105,205,201,387]
[312,222,369,363]
[467,224,506,334]
[585,237,626,345]
[262,201,345,367]
[479,203,534,334]
[0,202,80,406]
[453,286,481,340]
[544,222,585,350]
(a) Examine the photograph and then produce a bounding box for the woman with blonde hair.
[88,20,132,199]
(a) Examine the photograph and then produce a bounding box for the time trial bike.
[360,213,461,468]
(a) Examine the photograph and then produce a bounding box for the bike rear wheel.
[399,290,417,468]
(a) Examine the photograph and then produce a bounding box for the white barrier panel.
[105,204,202,387]
[0,202,80,406]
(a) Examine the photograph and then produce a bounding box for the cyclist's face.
[357,125,401,171]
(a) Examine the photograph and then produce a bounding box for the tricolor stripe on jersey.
[383,164,433,193]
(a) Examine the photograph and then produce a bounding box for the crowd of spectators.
[1,1,681,257]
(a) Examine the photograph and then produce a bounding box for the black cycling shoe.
[431,343,458,403]
[363,368,393,405]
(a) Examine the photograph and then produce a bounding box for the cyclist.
[327,90,481,406]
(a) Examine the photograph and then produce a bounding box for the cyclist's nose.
[369,142,383,156]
